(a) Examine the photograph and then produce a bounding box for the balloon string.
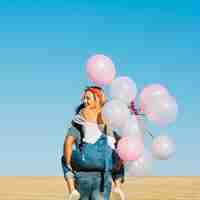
[145,129,155,139]
[136,111,154,139]
[138,113,146,117]
[129,106,154,140]
[132,111,154,139]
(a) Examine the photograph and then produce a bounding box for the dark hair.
[85,85,103,91]
[75,103,85,114]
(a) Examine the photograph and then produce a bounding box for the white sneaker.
[112,187,125,200]
[68,189,80,200]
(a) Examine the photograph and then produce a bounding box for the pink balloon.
[139,84,169,112]
[86,54,116,86]
[117,136,144,161]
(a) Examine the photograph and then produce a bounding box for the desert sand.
[0,176,199,200]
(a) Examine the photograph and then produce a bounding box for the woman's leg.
[112,165,126,200]
[112,164,125,184]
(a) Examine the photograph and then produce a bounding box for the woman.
[61,86,125,200]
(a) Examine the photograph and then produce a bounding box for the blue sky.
[0,0,199,176]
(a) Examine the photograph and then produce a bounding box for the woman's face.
[83,90,100,109]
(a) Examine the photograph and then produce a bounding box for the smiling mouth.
[84,102,90,106]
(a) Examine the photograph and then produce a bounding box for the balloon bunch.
[86,54,178,177]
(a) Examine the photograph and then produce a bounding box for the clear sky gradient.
[0,0,199,176]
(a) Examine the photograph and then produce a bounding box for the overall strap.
[100,124,109,193]
[71,120,85,150]
[104,124,108,135]
[104,125,109,172]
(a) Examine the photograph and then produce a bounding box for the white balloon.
[145,95,178,126]
[139,84,169,112]
[121,115,142,138]
[110,76,137,105]
[126,150,153,177]
[151,135,175,160]
[102,100,130,129]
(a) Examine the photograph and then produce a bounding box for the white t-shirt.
[83,121,115,149]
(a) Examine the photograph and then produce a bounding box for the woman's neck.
[80,107,101,123]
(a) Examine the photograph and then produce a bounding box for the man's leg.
[91,173,112,200]
[112,165,126,200]
[75,172,92,200]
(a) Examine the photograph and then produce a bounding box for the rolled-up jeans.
[75,171,112,200]
[61,156,112,200]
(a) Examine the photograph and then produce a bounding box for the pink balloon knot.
[129,101,139,115]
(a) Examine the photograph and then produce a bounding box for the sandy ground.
[0,176,199,200]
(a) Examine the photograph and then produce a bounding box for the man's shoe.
[112,187,125,200]
[68,189,80,200]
